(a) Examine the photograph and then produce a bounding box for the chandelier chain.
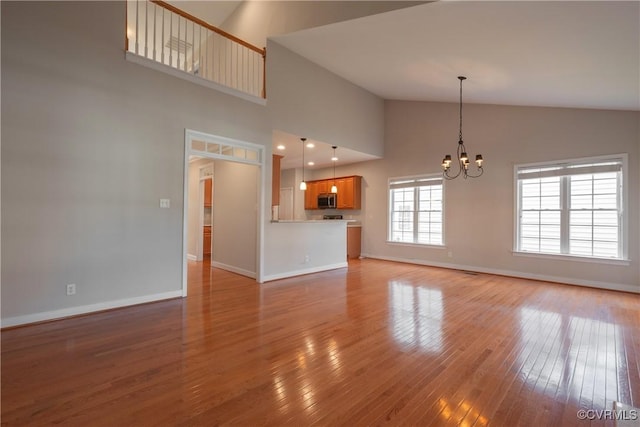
[441,76,484,180]
[459,77,463,142]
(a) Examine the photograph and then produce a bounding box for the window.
[389,175,443,245]
[516,155,626,260]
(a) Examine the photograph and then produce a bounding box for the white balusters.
[126,0,266,98]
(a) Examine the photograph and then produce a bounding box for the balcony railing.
[126,0,266,99]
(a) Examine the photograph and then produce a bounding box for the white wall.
[267,41,384,158]
[211,160,259,277]
[7,1,632,327]
[2,1,389,326]
[0,1,271,325]
[311,101,639,292]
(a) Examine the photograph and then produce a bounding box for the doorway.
[202,177,212,259]
[186,160,214,262]
[182,129,265,296]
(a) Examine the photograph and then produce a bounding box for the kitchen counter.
[271,219,357,224]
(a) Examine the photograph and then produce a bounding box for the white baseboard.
[1,290,183,328]
[187,254,197,261]
[361,253,639,294]
[262,262,349,282]
[210,261,257,279]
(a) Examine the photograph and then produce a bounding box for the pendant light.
[330,146,338,193]
[441,76,484,179]
[299,137,307,190]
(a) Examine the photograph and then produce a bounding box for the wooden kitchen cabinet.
[336,176,361,209]
[304,175,362,210]
[316,180,329,194]
[304,181,319,210]
[347,225,361,259]
[203,226,212,256]
[204,179,212,207]
[272,154,283,207]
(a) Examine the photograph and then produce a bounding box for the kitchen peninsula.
[262,163,362,282]
[263,219,352,281]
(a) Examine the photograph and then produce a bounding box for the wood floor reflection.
[2,259,639,426]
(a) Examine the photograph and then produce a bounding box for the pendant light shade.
[441,76,484,180]
[299,137,307,190]
[330,146,338,193]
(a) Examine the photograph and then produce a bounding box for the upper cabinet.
[336,176,361,209]
[305,181,319,210]
[304,175,362,210]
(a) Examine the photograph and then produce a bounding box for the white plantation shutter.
[519,176,562,253]
[516,157,624,259]
[389,176,443,245]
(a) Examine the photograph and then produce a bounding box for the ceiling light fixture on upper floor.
[442,76,484,180]
[300,137,307,190]
[331,146,338,194]
[276,144,285,150]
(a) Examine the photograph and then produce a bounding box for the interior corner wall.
[267,41,384,158]
[211,160,259,277]
[1,1,271,324]
[358,101,639,291]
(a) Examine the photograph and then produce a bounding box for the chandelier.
[442,76,484,179]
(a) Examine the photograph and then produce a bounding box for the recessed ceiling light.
[306,142,315,148]
[331,156,338,161]
[307,161,315,166]
[276,144,285,150]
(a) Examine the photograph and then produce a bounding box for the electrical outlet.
[66,283,76,296]
[447,251,453,258]
[304,255,310,263]
[159,199,170,208]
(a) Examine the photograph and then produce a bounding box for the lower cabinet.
[203,226,212,256]
[347,225,361,259]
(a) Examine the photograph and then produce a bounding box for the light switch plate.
[160,199,170,208]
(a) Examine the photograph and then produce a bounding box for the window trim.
[513,153,628,261]
[387,174,445,247]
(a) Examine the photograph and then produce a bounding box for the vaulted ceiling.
[175,1,639,169]
[273,1,640,111]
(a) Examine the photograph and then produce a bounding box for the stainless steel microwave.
[318,193,337,209]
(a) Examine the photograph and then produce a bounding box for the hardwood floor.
[2,259,639,426]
